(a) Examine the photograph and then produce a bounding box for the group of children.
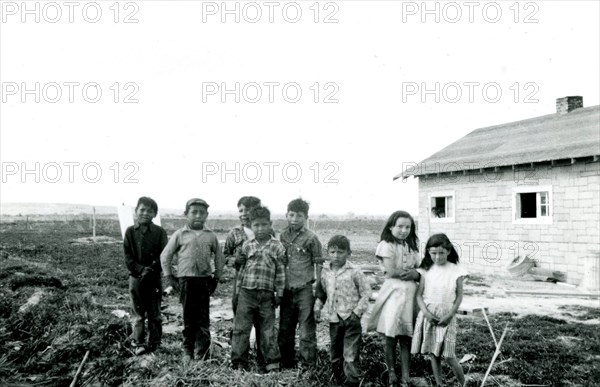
[124,196,468,387]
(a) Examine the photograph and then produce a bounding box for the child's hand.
[235,253,247,267]
[140,267,153,278]
[424,311,440,325]
[438,313,454,327]
[167,275,180,293]
[398,269,419,281]
[314,308,321,322]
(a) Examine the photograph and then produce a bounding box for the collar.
[393,239,407,247]
[324,260,353,273]
[284,225,307,235]
[134,222,154,230]
[250,235,278,245]
[183,224,208,232]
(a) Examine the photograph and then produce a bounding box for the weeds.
[0,218,598,386]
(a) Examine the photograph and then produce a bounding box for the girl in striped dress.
[411,233,467,387]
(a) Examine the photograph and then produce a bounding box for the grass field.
[0,217,598,386]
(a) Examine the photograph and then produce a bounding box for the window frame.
[512,185,553,224]
[428,190,456,223]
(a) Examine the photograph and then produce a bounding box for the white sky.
[1,0,599,216]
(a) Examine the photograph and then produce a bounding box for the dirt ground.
[459,275,599,324]
[118,270,597,387]
[149,270,600,354]
[2,218,598,386]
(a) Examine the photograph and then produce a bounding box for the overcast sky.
[1,0,599,216]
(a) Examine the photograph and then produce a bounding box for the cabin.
[396,96,600,286]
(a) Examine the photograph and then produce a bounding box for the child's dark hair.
[249,206,271,223]
[237,196,261,209]
[420,233,460,270]
[287,198,309,216]
[136,196,158,213]
[380,210,418,252]
[327,235,351,252]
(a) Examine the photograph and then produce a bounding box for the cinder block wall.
[416,161,600,285]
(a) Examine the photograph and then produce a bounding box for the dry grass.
[1,217,598,386]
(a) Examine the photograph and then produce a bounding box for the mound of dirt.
[70,236,122,245]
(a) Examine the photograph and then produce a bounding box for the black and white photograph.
[1,1,599,386]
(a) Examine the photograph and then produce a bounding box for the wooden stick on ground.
[481,308,498,348]
[69,350,90,387]
[480,324,509,387]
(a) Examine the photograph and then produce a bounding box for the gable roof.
[395,105,600,179]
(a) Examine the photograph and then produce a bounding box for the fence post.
[92,207,96,241]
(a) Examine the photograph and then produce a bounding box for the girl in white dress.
[367,211,420,387]
[411,233,467,387]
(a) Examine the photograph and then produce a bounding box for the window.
[513,186,552,224]
[429,191,455,222]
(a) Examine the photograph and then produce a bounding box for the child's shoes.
[182,353,193,365]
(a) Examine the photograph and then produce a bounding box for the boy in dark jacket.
[124,196,168,355]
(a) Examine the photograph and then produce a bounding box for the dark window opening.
[520,192,537,218]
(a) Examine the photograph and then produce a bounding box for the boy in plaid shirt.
[223,196,265,366]
[279,198,324,368]
[223,196,262,313]
[315,235,371,387]
[231,206,285,372]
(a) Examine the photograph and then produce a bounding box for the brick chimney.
[556,96,583,114]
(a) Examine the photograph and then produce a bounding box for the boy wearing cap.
[161,198,224,362]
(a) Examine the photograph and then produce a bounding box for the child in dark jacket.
[124,196,168,355]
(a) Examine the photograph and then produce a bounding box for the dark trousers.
[232,279,264,366]
[278,286,317,367]
[330,314,362,386]
[179,277,211,358]
[231,288,280,370]
[129,276,162,348]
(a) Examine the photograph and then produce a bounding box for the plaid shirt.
[315,261,371,323]
[238,236,286,297]
[280,226,323,289]
[223,226,248,270]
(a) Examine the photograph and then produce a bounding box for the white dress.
[367,241,420,337]
[411,263,468,358]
